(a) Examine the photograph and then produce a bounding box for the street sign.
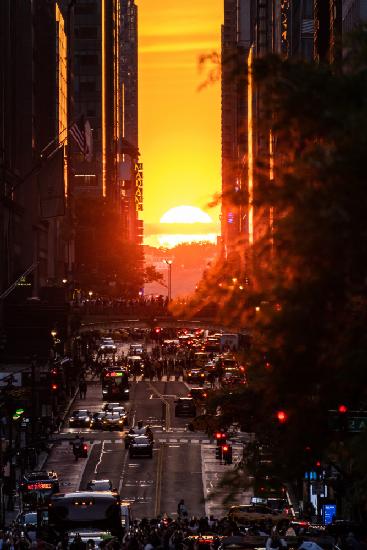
[323,503,337,525]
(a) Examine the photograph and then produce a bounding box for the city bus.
[47,491,123,545]
[20,471,59,508]
[101,368,130,400]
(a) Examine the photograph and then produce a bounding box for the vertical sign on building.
[135,162,143,212]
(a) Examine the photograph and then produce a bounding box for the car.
[102,411,125,430]
[102,402,121,412]
[188,388,209,401]
[175,397,196,417]
[69,409,92,428]
[128,435,153,458]
[128,343,145,356]
[228,504,288,523]
[127,355,144,375]
[109,406,127,420]
[86,479,113,492]
[99,338,117,354]
[186,368,206,383]
[90,412,106,430]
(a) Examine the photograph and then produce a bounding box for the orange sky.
[137,0,223,234]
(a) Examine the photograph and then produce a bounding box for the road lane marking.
[154,444,164,516]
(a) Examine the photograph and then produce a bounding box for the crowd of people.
[72,296,170,317]
[3,508,366,550]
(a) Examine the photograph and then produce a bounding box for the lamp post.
[164,260,172,302]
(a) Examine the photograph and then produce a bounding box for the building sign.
[135,162,143,212]
[323,503,336,525]
[26,482,53,491]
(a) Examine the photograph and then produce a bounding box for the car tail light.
[83,444,88,451]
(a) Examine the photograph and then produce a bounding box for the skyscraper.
[221,0,253,258]
[72,0,143,292]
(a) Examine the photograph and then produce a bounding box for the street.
[44,343,246,521]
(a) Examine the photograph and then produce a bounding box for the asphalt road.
[57,374,207,520]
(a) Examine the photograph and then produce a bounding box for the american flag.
[70,117,87,154]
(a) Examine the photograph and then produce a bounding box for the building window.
[79,54,98,66]
[79,80,96,93]
[75,5,97,15]
[75,27,97,39]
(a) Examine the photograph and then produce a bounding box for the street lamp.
[164,260,173,301]
[88,290,93,299]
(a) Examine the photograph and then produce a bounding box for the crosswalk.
[92,438,211,445]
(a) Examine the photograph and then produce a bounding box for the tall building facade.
[72,0,143,291]
[221,0,253,258]
[0,0,72,295]
[221,0,316,259]
[119,1,144,247]
[0,0,74,355]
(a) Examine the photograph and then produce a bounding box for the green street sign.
[15,408,24,415]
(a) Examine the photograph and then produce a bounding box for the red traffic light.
[215,432,222,439]
[155,327,161,333]
[338,404,348,413]
[276,410,288,423]
[315,460,321,468]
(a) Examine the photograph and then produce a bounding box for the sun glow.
[160,206,212,224]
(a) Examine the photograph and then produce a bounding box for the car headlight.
[124,389,129,393]
[85,417,90,422]
[70,418,74,422]
[118,420,123,424]
[102,390,107,394]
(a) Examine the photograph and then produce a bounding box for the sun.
[160,206,212,224]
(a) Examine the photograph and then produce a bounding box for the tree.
[184,31,367,517]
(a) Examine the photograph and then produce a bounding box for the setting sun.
[138,0,223,236]
[160,206,213,224]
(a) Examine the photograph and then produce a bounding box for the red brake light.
[83,444,88,451]
[215,432,222,439]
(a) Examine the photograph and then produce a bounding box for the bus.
[101,369,130,401]
[47,491,123,545]
[20,471,59,508]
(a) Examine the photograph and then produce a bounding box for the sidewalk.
[4,384,80,526]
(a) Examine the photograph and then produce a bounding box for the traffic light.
[51,382,59,392]
[276,410,288,423]
[337,404,348,431]
[215,432,227,445]
[222,444,233,465]
[315,460,323,480]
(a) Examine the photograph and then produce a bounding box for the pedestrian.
[79,379,87,399]
[177,499,188,519]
